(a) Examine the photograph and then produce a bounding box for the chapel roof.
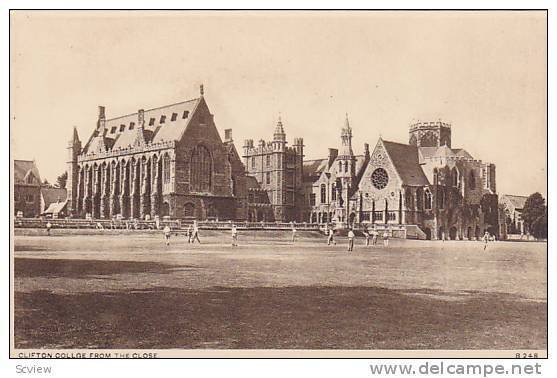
[382,140,430,186]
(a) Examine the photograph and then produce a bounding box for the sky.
[10,11,547,197]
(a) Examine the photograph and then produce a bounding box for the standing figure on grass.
[372,228,378,246]
[483,231,490,251]
[383,229,390,247]
[46,221,52,236]
[163,224,171,246]
[291,224,297,243]
[327,227,336,245]
[186,224,192,243]
[231,224,238,247]
[347,228,355,252]
[363,227,370,246]
[191,221,201,244]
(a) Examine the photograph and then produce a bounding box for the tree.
[521,192,547,239]
[530,210,547,239]
[521,192,545,232]
[56,171,68,189]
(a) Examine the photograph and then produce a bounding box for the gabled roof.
[502,194,528,210]
[452,148,474,159]
[41,187,67,208]
[382,140,430,186]
[435,144,456,158]
[14,160,41,185]
[419,146,474,161]
[43,200,67,215]
[302,158,328,182]
[418,147,439,160]
[245,175,261,190]
[83,98,201,154]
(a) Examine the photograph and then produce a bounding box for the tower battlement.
[409,120,451,132]
[409,119,452,148]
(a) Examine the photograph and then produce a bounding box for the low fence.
[13,217,322,231]
[13,217,431,239]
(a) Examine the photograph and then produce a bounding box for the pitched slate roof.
[41,187,67,208]
[435,144,456,158]
[452,148,474,159]
[302,158,328,182]
[419,146,474,161]
[14,160,41,185]
[83,98,201,154]
[382,140,430,186]
[503,194,528,210]
[245,176,261,190]
[43,200,67,215]
[417,147,439,160]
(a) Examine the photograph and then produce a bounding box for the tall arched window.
[438,187,445,209]
[452,167,459,187]
[424,189,432,210]
[344,161,348,173]
[163,154,171,184]
[190,145,212,192]
[320,184,326,204]
[331,183,337,201]
[184,203,195,217]
[469,171,476,190]
[416,188,423,210]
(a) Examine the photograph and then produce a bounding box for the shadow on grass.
[14,258,202,278]
[14,285,547,350]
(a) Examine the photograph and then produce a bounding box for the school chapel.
[303,119,499,240]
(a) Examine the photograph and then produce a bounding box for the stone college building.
[66,86,499,239]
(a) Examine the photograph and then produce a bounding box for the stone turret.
[66,126,82,216]
[340,113,354,157]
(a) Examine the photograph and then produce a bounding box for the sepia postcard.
[9,10,548,359]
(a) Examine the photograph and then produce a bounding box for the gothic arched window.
[163,154,171,184]
[416,188,423,210]
[420,131,438,147]
[452,167,459,187]
[469,170,476,190]
[438,187,445,209]
[320,184,326,204]
[184,203,195,217]
[344,161,349,173]
[190,145,212,192]
[424,189,432,210]
[331,183,337,201]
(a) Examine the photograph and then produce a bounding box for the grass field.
[13,231,547,350]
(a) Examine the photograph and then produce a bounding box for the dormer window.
[160,115,166,124]
[182,111,189,119]
[149,118,155,126]
[119,124,125,132]
[171,113,177,121]
[110,126,117,134]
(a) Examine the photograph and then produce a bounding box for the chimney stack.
[328,148,339,166]
[138,109,145,128]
